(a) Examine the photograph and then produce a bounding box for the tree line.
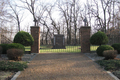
[0,0,120,45]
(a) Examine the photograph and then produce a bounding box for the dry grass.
[0,71,15,80]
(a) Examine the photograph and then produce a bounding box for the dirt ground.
[16,53,115,80]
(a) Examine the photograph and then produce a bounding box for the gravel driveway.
[16,53,115,80]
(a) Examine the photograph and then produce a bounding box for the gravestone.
[52,35,66,49]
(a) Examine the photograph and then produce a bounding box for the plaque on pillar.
[52,35,66,49]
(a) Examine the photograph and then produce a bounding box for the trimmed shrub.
[13,31,34,46]
[7,43,25,52]
[111,43,120,54]
[96,45,114,56]
[117,48,120,54]
[111,43,120,50]
[7,49,24,61]
[90,31,108,46]
[103,50,117,60]
[0,46,2,57]
[0,44,8,54]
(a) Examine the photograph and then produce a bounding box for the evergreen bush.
[96,45,114,56]
[0,61,28,71]
[90,31,108,46]
[7,43,25,52]
[13,31,34,46]
[0,44,8,54]
[0,46,2,57]
[117,48,120,54]
[111,43,120,54]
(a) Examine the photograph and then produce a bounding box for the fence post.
[80,26,91,53]
[31,26,40,53]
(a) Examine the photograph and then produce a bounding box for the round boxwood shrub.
[111,43,120,50]
[7,43,25,52]
[96,45,114,56]
[90,31,108,46]
[0,46,2,57]
[7,49,24,61]
[0,44,8,54]
[117,48,120,54]
[13,31,34,46]
[111,43,120,54]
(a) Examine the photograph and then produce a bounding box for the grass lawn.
[25,45,98,53]
[90,45,99,52]
[25,46,31,51]
[40,45,81,53]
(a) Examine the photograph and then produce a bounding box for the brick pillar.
[31,26,40,53]
[80,26,91,53]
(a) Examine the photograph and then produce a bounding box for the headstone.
[52,35,66,49]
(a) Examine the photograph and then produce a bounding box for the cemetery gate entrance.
[37,26,91,53]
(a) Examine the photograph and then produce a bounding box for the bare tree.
[0,1,6,18]
[89,0,103,31]
[57,0,82,45]
[72,0,81,45]
[20,0,38,26]
[36,3,53,45]
[7,1,24,31]
[87,0,113,32]
[46,5,61,35]
[86,0,93,27]
[100,0,112,32]
[0,0,9,25]
[115,6,120,28]
[57,0,72,44]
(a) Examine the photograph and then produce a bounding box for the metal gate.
[40,28,81,53]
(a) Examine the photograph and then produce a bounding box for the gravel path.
[16,53,115,80]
